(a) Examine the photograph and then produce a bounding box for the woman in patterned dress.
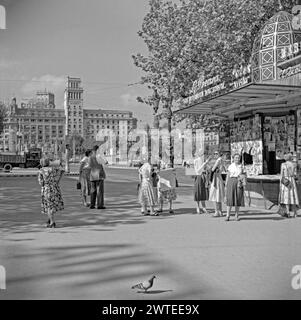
[38,158,65,228]
[279,153,299,218]
[138,161,158,216]
[79,150,92,207]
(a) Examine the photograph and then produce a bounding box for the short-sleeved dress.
[138,163,156,207]
[279,161,299,206]
[194,158,210,202]
[209,160,225,203]
[79,156,91,197]
[38,167,64,215]
[225,163,245,207]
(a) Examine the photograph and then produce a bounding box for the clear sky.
[0,0,153,123]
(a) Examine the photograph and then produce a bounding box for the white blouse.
[228,163,243,178]
[194,157,207,175]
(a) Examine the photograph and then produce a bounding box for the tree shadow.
[2,243,210,300]
[0,177,173,235]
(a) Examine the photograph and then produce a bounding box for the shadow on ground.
[1,242,211,300]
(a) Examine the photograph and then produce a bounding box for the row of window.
[68,105,82,111]
[68,92,82,100]
[85,113,130,118]
[16,119,65,123]
[68,111,83,117]
[69,81,80,89]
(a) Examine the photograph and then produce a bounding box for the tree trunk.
[167,109,174,168]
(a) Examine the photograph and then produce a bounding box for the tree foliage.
[133,0,296,123]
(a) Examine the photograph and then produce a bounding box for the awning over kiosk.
[176,82,301,117]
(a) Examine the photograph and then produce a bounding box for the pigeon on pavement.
[131,275,156,292]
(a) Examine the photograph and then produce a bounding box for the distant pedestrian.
[194,152,212,214]
[151,166,159,205]
[79,150,92,207]
[138,160,158,216]
[225,153,246,221]
[209,151,226,217]
[38,158,64,228]
[88,145,106,209]
[279,153,299,218]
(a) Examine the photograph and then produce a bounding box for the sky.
[0,0,153,123]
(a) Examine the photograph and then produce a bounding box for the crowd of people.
[37,146,299,228]
[192,150,299,221]
[38,145,107,228]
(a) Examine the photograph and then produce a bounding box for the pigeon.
[131,275,156,292]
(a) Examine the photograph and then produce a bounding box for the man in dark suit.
[88,145,106,209]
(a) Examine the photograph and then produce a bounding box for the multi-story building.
[0,76,138,157]
[20,90,55,109]
[64,77,137,140]
[0,96,65,156]
[85,109,137,141]
[64,77,84,137]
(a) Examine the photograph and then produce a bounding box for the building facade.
[0,97,65,157]
[64,77,84,137]
[64,77,138,140]
[0,77,138,157]
[85,109,137,141]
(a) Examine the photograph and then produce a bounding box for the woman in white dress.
[209,151,226,217]
[194,153,212,214]
[279,153,299,218]
[225,153,245,221]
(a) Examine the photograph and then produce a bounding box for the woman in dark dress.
[225,153,246,221]
[194,153,212,214]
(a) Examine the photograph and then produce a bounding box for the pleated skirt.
[194,174,208,201]
[226,177,245,207]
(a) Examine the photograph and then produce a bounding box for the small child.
[158,167,177,214]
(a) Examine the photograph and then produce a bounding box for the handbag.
[281,176,291,188]
[281,163,292,188]
[76,181,81,190]
[238,173,247,189]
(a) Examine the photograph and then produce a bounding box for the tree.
[133,0,296,132]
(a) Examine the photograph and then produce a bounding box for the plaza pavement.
[0,168,301,300]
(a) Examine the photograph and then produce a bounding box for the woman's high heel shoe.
[49,222,56,228]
